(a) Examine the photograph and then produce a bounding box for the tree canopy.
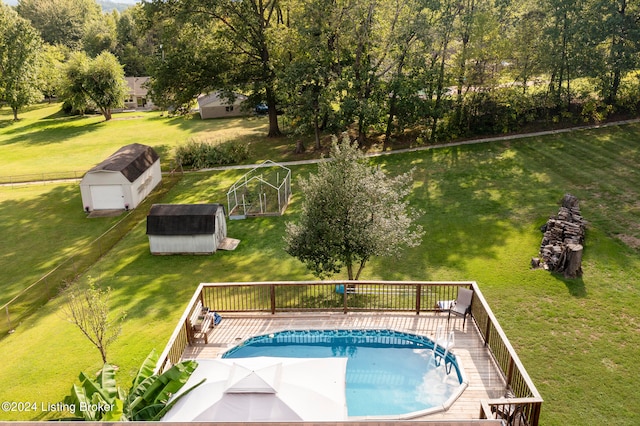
[59,51,129,120]
[16,0,101,50]
[0,3,43,120]
[143,0,286,135]
[284,134,424,280]
[3,0,640,140]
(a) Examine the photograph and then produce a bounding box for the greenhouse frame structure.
[227,160,292,219]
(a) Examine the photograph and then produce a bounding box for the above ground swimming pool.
[222,329,468,419]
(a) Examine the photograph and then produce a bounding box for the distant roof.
[125,77,150,96]
[147,204,225,235]
[197,91,248,107]
[87,143,159,182]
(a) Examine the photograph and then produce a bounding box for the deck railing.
[156,280,542,426]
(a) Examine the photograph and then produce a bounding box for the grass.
[0,104,639,424]
[0,184,122,307]
[0,103,324,181]
[0,103,269,178]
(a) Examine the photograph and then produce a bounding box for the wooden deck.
[181,310,508,421]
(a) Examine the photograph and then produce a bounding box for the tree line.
[0,0,153,120]
[143,0,640,143]
[1,0,640,142]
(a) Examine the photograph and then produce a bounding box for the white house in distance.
[197,92,248,119]
[124,77,154,110]
[146,204,228,255]
[80,143,162,212]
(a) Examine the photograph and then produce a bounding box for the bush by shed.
[80,143,161,212]
[146,204,227,255]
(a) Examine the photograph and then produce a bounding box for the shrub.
[174,139,250,170]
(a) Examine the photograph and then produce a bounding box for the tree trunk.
[384,52,407,150]
[266,86,281,137]
[562,244,583,279]
[354,259,367,280]
[346,262,354,280]
[313,113,321,150]
[384,92,398,150]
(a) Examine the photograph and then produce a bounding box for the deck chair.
[447,287,473,328]
[491,388,528,426]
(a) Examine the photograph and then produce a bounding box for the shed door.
[91,185,125,210]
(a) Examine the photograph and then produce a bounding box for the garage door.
[91,185,125,210]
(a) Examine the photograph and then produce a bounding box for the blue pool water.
[222,329,464,418]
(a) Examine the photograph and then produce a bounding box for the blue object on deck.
[213,312,222,325]
[336,285,345,294]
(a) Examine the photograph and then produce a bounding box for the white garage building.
[146,204,227,255]
[80,144,161,212]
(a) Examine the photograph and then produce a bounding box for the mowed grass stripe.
[0,106,639,424]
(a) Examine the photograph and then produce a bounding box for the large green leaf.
[102,398,124,421]
[95,364,119,402]
[130,349,158,390]
[64,383,94,421]
[77,371,112,404]
[149,377,206,421]
[141,360,199,405]
[61,352,199,421]
[126,359,199,420]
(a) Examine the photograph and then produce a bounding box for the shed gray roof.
[146,204,225,235]
[87,143,159,183]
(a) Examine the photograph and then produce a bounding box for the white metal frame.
[227,160,292,219]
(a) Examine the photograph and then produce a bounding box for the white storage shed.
[146,204,227,255]
[80,144,161,212]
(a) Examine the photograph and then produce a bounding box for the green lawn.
[0,103,273,179]
[0,103,330,182]
[0,104,639,424]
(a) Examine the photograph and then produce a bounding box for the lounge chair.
[447,287,473,328]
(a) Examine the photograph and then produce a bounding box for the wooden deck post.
[343,285,348,314]
[270,284,276,314]
[506,357,515,388]
[415,284,422,314]
[484,319,492,347]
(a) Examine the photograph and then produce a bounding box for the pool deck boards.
[181,311,507,422]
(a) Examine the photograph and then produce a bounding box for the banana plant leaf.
[127,360,199,420]
[60,351,199,421]
[101,398,124,421]
[130,349,158,390]
[94,364,119,402]
[144,377,205,421]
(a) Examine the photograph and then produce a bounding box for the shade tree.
[284,134,424,280]
[59,51,129,120]
[143,0,287,136]
[0,3,43,120]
